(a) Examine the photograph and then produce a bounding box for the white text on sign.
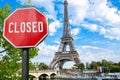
[8,22,43,33]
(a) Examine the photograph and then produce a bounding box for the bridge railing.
[29,69,58,73]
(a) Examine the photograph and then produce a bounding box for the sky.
[0,0,120,68]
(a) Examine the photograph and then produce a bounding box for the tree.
[22,0,34,8]
[0,2,39,79]
[0,3,12,31]
[90,61,99,69]
[74,63,85,71]
[86,62,91,70]
[87,59,120,73]
[29,61,36,70]
[39,63,48,70]
[119,62,120,66]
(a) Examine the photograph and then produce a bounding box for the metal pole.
[22,48,29,80]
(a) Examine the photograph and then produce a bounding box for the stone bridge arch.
[29,75,36,79]
[39,74,49,79]
[29,70,58,80]
[50,73,57,79]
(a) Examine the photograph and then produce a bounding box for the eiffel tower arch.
[49,0,81,69]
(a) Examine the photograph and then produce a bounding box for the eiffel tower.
[49,0,81,69]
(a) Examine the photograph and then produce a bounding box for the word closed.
[8,21,43,33]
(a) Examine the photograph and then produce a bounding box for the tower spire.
[63,0,71,37]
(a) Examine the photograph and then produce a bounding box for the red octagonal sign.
[3,8,48,48]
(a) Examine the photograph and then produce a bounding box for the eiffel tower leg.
[57,61,64,70]
[69,41,75,51]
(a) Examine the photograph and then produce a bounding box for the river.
[39,78,96,80]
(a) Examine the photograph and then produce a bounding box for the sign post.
[22,48,29,80]
[3,8,48,80]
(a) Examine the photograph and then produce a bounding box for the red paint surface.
[3,8,48,48]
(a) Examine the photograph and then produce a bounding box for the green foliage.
[39,62,49,70]
[29,61,36,70]
[90,61,99,69]
[73,60,120,73]
[22,0,35,8]
[74,63,85,70]
[0,3,12,31]
[29,48,39,59]
[86,62,91,70]
[0,45,21,79]
[0,4,21,79]
[86,59,120,73]
[0,1,40,79]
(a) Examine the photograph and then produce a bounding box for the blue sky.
[0,0,120,67]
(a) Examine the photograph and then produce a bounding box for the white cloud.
[31,42,58,65]
[99,27,120,40]
[85,0,120,40]
[77,45,120,63]
[68,0,120,40]
[49,20,62,36]
[37,42,57,55]
[71,28,81,40]
[32,43,120,65]
[46,14,55,20]
[99,27,106,35]
[18,0,120,40]
[82,23,98,32]
[69,0,90,25]
[71,28,80,36]
[18,0,56,18]
[54,39,60,45]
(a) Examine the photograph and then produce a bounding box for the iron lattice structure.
[49,0,81,69]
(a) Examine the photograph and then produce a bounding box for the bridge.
[29,69,98,80]
[29,69,60,80]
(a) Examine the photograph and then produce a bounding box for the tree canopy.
[0,2,39,79]
[74,59,120,73]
